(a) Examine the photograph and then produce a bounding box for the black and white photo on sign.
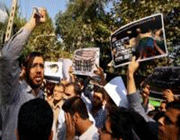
[44,61,63,83]
[111,13,168,68]
[72,48,100,76]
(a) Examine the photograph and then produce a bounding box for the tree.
[24,13,56,60]
[0,2,26,47]
[55,0,116,68]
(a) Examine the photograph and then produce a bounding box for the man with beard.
[0,8,46,140]
[21,51,44,98]
[91,86,107,128]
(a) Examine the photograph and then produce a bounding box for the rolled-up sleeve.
[0,29,31,105]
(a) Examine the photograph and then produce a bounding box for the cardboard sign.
[44,61,63,83]
[72,48,100,76]
[111,13,168,67]
[104,76,128,108]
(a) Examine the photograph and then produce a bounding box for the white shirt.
[79,123,99,140]
[57,100,95,140]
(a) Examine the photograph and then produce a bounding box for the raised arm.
[126,57,149,120]
[1,8,46,59]
[0,8,47,105]
[127,57,139,94]
[127,57,158,138]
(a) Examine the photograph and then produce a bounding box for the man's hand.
[65,113,75,140]
[24,7,47,32]
[127,56,139,94]
[94,65,106,86]
[127,56,139,77]
[94,65,104,77]
[162,89,174,103]
[31,7,47,25]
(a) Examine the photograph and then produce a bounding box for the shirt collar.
[79,123,98,140]
[21,80,44,98]
[52,100,64,110]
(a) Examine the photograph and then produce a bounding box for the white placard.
[44,61,63,82]
[104,76,128,108]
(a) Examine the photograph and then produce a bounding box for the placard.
[44,61,63,83]
[72,48,100,76]
[111,13,168,67]
[58,58,73,82]
[104,76,128,108]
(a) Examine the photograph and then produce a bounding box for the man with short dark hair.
[57,82,95,140]
[22,51,44,98]
[99,105,152,140]
[158,101,180,140]
[63,97,99,140]
[17,98,53,140]
[91,86,107,128]
[57,82,82,140]
[0,8,47,140]
[63,82,82,100]
[51,83,65,140]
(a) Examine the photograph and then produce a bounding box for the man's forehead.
[65,85,74,91]
[32,56,44,62]
[28,56,43,64]
[55,85,62,89]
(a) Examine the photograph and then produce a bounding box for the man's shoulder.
[79,123,99,140]
[20,80,44,99]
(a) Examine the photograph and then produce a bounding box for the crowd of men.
[0,7,180,140]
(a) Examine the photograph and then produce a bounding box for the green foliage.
[0,4,26,46]
[13,6,27,34]
[3,0,179,77]
[55,0,115,68]
[25,13,72,61]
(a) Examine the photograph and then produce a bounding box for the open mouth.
[34,76,42,82]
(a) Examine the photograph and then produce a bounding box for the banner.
[72,48,100,76]
[111,13,168,67]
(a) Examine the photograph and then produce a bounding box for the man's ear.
[19,66,26,79]
[48,130,53,140]
[73,112,80,122]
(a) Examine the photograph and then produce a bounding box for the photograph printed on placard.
[72,48,100,76]
[111,13,168,68]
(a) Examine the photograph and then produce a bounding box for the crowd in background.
[0,7,180,140]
